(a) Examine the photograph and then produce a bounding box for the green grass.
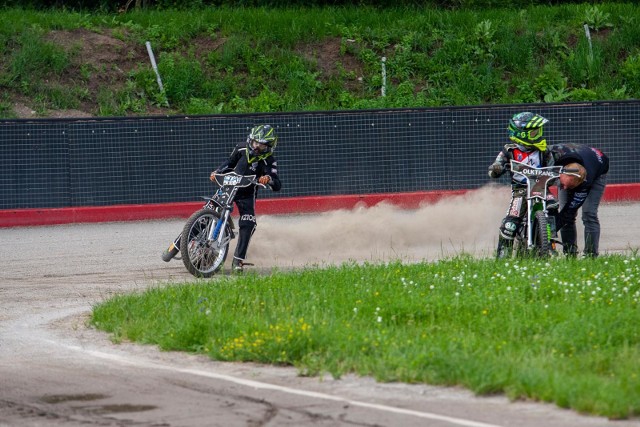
[91,254,640,419]
[2,4,640,116]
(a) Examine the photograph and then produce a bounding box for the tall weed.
[9,28,69,84]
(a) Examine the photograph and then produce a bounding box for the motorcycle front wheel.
[532,211,552,257]
[180,209,230,278]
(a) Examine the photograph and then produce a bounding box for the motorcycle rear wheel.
[180,209,230,278]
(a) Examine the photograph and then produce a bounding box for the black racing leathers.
[549,143,609,256]
[215,141,281,263]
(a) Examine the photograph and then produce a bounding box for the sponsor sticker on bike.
[223,175,242,186]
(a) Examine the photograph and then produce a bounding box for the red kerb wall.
[1,183,638,228]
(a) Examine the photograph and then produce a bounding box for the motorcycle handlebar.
[210,172,270,190]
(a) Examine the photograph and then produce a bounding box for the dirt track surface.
[2,188,640,427]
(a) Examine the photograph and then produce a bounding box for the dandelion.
[377,316,382,323]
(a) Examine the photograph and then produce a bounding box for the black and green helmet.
[246,124,278,161]
[508,112,549,151]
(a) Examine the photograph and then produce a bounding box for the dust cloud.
[249,185,510,269]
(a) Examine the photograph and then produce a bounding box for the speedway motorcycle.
[507,160,579,258]
[162,171,263,277]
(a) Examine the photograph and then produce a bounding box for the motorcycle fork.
[170,233,181,250]
[546,207,558,252]
[207,188,237,246]
[526,198,534,249]
[209,210,229,242]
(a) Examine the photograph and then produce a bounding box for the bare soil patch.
[9,29,364,119]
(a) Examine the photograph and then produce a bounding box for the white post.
[583,24,594,62]
[145,41,169,106]
[381,57,387,97]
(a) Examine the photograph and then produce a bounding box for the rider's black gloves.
[488,163,504,178]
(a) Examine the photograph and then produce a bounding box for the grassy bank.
[1,3,640,117]
[91,254,640,419]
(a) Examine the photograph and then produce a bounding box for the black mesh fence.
[1,101,638,210]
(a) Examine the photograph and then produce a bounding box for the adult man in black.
[550,143,609,257]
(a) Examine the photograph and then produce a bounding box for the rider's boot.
[161,242,179,262]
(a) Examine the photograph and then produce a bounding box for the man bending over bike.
[549,143,609,258]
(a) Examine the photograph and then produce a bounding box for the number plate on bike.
[223,175,242,186]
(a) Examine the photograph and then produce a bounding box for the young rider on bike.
[213,124,282,272]
[488,112,555,259]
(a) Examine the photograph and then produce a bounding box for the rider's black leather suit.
[215,141,281,263]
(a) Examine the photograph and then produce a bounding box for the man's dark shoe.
[231,259,244,273]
